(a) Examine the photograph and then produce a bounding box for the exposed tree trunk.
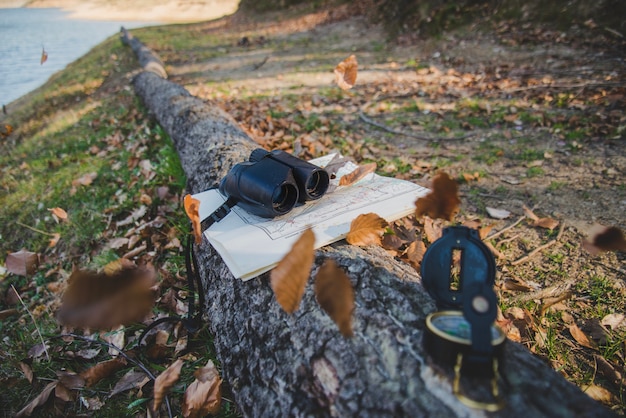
[124,32,616,418]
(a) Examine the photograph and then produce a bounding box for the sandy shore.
[0,0,240,22]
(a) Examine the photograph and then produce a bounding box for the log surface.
[127,34,615,418]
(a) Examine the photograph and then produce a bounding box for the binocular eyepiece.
[219,149,330,218]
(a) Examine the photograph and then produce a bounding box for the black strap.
[138,195,238,346]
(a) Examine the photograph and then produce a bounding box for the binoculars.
[219,149,330,218]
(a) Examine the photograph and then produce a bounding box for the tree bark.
[126,36,616,418]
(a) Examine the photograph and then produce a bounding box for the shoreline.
[0,0,240,22]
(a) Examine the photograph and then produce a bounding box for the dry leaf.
[314,259,355,337]
[19,361,34,384]
[48,233,61,248]
[48,207,68,222]
[486,207,511,219]
[80,358,127,387]
[184,194,202,244]
[154,359,184,412]
[15,381,56,417]
[110,370,150,398]
[182,360,222,418]
[80,396,104,411]
[403,240,426,269]
[339,162,376,186]
[381,234,403,251]
[415,172,461,221]
[270,228,315,314]
[56,261,157,330]
[5,250,39,276]
[346,213,387,246]
[423,216,443,243]
[57,371,86,390]
[522,205,559,230]
[601,313,626,330]
[40,47,48,65]
[334,55,358,90]
[582,384,614,404]
[582,224,626,255]
[72,172,97,187]
[569,323,597,350]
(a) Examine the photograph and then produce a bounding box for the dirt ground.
[152,6,625,410]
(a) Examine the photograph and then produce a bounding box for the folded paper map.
[193,154,429,280]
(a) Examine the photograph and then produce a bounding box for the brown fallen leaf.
[154,359,184,412]
[403,240,426,269]
[569,323,597,350]
[415,172,461,221]
[582,224,626,255]
[5,249,39,276]
[339,162,376,186]
[48,207,68,222]
[57,371,86,390]
[182,360,222,418]
[522,205,559,230]
[48,233,61,248]
[346,213,388,246]
[80,357,127,387]
[314,259,355,337]
[270,228,315,314]
[423,216,443,243]
[110,370,150,398]
[582,384,614,404]
[334,55,358,90]
[15,381,57,417]
[601,313,626,331]
[381,233,404,251]
[56,261,158,330]
[40,47,48,65]
[19,361,34,384]
[184,194,202,244]
[72,172,97,187]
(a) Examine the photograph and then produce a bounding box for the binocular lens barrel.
[219,149,330,218]
[272,184,298,212]
[219,159,299,218]
[250,149,329,202]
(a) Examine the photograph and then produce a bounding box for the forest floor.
[0,2,625,416]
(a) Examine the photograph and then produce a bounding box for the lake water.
[0,8,154,106]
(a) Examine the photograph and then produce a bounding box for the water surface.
[0,8,152,106]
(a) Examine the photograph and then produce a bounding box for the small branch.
[486,215,525,240]
[358,112,475,141]
[496,233,520,246]
[16,221,56,237]
[12,285,50,362]
[511,223,566,266]
[251,55,270,71]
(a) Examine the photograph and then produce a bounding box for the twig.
[251,55,270,71]
[486,215,525,240]
[60,333,173,418]
[12,285,50,362]
[511,222,566,266]
[496,233,520,246]
[61,334,156,380]
[358,112,475,141]
[16,221,56,236]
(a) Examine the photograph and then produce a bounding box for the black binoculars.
[219,149,330,218]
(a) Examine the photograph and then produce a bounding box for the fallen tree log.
[124,31,615,417]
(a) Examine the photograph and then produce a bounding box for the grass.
[0,29,236,417]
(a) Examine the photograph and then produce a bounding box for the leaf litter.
[2,3,626,416]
